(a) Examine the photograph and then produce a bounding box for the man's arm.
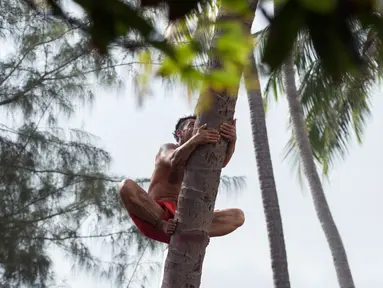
[223,141,236,168]
[220,119,237,168]
[157,138,199,169]
[157,124,220,169]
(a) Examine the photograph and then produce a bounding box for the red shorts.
[129,201,176,244]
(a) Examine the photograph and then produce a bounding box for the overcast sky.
[49,7,383,288]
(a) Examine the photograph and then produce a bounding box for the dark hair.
[173,115,196,141]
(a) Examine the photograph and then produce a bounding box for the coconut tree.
[159,2,257,287]
[280,45,380,287]
[240,5,292,288]
[244,50,291,287]
[258,17,383,287]
[282,56,356,288]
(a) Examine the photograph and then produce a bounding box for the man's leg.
[118,179,176,234]
[209,208,245,237]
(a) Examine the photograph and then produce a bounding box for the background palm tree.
[282,56,356,288]
[244,50,291,288]
[257,17,383,287]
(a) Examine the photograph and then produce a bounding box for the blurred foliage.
[261,0,383,81]
[22,0,383,84]
[23,0,254,96]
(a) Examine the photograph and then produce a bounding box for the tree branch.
[13,202,91,225]
[52,239,156,268]
[27,229,132,241]
[0,24,82,88]
[0,51,30,87]
[0,43,88,107]
[41,61,164,81]
[6,165,121,182]
[3,179,86,218]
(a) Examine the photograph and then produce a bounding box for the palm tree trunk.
[244,51,291,288]
[160,3,256,288]
[283,56,355,288]
[161,89,238,288]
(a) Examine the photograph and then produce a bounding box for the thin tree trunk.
[283,56,355,288]
[160,3,256,288]
[244,51,291,288]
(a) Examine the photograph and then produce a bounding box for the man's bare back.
[148,143,183,203]
[118,116,244,243]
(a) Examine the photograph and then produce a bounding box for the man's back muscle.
[148,144,184,202]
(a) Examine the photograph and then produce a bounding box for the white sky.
[38,6,383,288]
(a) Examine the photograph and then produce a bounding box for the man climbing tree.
[119,115,244,243]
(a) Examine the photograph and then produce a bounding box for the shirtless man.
[119,115,245,243]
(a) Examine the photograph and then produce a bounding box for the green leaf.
[262,0,305,74]
[208,69,241,89]
[297,0,336,13]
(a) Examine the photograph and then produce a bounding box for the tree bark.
[244,51,291,288]
[160,3,256,288]
[283,56,355,288]
[161,89,238,288]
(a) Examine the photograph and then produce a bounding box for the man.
[119,115,244,243]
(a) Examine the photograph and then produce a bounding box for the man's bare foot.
[158,219,177,235]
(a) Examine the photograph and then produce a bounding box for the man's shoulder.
[155,143,178,162]
[160,143,178,151]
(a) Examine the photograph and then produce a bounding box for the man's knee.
[118,178,137,200]
[233,208,245,227]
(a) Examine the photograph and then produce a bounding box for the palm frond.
[217,175,246,196]
[253,26,285,111]
[284,57,375,175]
[266,19,381,176]
[161,1,219,96]
[263,65,284,110]
[136,175,246,196]
[164,0,218,57]
[282,130,308,191]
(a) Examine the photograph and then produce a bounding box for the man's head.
[173,115,196,143]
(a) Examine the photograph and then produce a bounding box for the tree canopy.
[0,1,160,286]
[23,0,383,83]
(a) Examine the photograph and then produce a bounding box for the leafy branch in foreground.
[260,0,383,80]
[24,0,383,83]
[24,0,254,99]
